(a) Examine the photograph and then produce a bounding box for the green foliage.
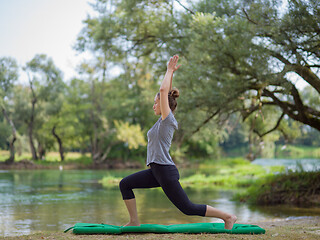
[185,158,285,189]
[0,120,11,149]
[2,0,320,163]
[114,120,147,149]
[169,143,189,163]
[0,57,18,98]
[295,125,320,146]
[236,171,320,206]
[301,86,320,112]
[99,175,122,188]
[24,54,65,126]
[183,121,222,159]
[275,145,320,159]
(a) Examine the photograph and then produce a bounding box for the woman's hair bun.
[169,88,180,99]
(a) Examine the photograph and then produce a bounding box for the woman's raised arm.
[159,55,181,120]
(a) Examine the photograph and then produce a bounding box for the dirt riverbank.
[2,216,319,240]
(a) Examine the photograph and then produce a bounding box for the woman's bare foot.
[224,215,237,229]
[124,221,140,227]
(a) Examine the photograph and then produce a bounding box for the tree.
[76,0,194,158]
[24,54,64,160]
[41,83,67,161]
[177,0,320,136]
[76,2,165,162]
[60,78,92,154]
[77,0,320,160]
[0,57,19,163]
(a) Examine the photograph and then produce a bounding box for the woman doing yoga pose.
[119,55,237,229]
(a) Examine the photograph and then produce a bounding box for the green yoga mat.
[64,222,266,235]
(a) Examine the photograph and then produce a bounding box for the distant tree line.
[0,0,319,164]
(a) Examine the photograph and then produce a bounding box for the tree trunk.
[37,141,46,160]
[27,74,39,160]
[2,107,16,164]
[52,126,64,161]
[7,137,16,164]
[28,97,38,160]
[28,126,38,160]
[90,123,101,164]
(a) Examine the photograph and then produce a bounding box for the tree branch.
[292,63,320,94]
[263,88,320,131]
[253,112,285,138]
[191,109,221,136]
[289,82,307,121]
[307,65,320,68]
[267,49,292,65]
[175,0,195,15]
[266,48,320,94]
[241,100,278,121]
[242,8,259,25]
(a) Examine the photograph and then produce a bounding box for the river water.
[0,159,319,237]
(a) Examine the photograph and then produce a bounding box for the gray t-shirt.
[146,111,178,166]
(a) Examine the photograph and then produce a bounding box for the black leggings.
[119,163,207,216]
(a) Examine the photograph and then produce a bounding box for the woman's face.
[153,94,161,115]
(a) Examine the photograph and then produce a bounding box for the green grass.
[180,158,284,189]
[99,175,122,187]
[99,158,285,190]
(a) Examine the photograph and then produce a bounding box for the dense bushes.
[236,171,320,206]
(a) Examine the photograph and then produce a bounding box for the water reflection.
[0,169,319,237]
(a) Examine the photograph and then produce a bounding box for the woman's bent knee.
[119,178,135,200]
[119,178,128,191]
[179,203,207,216]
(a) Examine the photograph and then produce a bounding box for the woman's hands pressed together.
[167,55,181,73]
